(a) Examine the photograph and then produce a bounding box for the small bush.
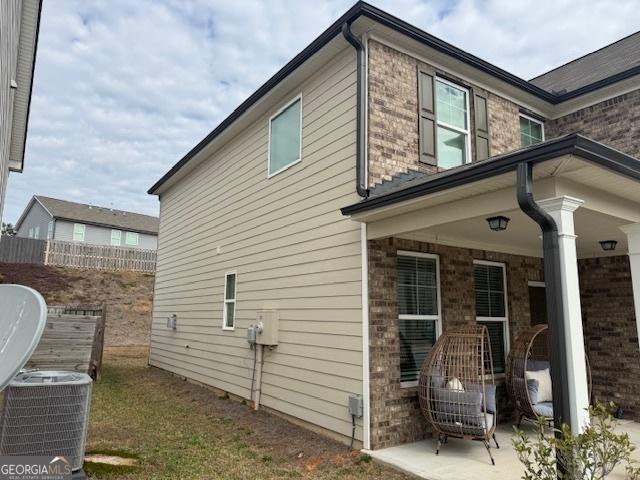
[513,402,640,480]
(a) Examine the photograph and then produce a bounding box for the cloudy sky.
[5,0,640,222]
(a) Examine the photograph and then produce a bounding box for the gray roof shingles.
[35,196,159,235]
[530,31,640,94]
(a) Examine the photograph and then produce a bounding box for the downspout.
[341,21,369,198]
[516,162,571,433]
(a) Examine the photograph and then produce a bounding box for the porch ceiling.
[362,156,640,259]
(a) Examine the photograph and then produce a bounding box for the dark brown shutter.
[474,90,490,161]
[417,65,437,165]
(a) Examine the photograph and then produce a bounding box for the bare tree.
[1,223,16,236]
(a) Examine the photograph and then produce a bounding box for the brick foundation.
[369,239,640,449]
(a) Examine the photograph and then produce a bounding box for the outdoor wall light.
[599,240,618,251]
[486,216,510,231]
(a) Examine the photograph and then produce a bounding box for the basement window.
[268,95,302,177]
[397,251,441,387]
[222,272,237,330]
[474,260,509,374]
[520,114,544,147]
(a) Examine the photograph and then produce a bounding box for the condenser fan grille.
[0,371,92,471]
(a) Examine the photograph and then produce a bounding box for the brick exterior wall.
[369,239,640,449]
[579,256,640,420]
[546,89,640,158]
[367,40,523,187]
[368,237,544,449]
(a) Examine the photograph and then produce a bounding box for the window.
[520,114,544,147]
[397,252,441,386]
[474,261,509,374]
[111,229,122,246]
[125,232,139,246]
[73,223,85,242]
[47,221,53,239]
[268,96,302,176]
[34,226,40,239]
[436,78,470,169]
[222,272,237,330]
[28,228,34,238]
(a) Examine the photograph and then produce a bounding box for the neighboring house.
[15,195,159,250]
[148,1,640,453]
[0,0,42,222]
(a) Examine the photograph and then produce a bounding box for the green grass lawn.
[86,347,410,480]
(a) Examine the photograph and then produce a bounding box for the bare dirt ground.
[0,263,154,346]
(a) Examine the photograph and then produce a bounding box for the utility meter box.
[256,310,279,346]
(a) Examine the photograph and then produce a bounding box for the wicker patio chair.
[506,324,592,427]
[418,325,499,465]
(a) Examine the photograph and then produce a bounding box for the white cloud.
[5,0,640,222]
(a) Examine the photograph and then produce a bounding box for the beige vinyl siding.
[0,0,21,220]
[150,48,364,441]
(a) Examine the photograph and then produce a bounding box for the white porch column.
[538,196,590,432]
[620,223,640,353]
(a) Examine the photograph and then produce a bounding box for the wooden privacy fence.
[45,239,156,272]
[0,235,46,264]
[0,235,156,272]
[28,304,107,380]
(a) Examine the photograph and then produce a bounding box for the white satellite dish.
[0,285,47,392]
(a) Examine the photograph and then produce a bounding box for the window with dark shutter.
[417,65,437,165]
[474,261,508,374]
[474,91,490,160]
[397,252,440,385]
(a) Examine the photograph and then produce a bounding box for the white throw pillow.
[446,377,464,391]
[526,368,552,403]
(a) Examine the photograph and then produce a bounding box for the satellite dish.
[0,285,47,391]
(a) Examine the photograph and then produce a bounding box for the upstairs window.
[223,272,237,330]
[435,78,470,169]
[268,96,302,177]
[520,114,544,147]
[111,229,122,246]
[34,226,40,239]
[73,223,85,242]
[474,261,509,374]
[47,221,53,239]
[397,252,441,386]
[125,232,139,246]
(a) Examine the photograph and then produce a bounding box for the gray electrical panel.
[246,325,257,345]
[348,393,363,417]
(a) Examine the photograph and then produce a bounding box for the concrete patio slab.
[365,421,640,480]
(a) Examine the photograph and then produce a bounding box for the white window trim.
[34,226,40,239]
[474,259,510,376]
[125,231,139,246]
[73,223,85,242]
[47,221,53,240]
[267,93,303,178]
[28,228,33,238]
[222,271,237,331]
[519,113,545,144]
[111,229,122,246]
[398,250,442,388]
[435,77,471,167]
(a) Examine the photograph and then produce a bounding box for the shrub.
[513,402,640,480]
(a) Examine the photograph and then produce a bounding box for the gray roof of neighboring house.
[530,31,640,94]
[33,196,159,235]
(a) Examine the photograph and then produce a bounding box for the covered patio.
[366,421,640,480]
[342,134,640,474]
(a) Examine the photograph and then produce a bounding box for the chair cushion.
[526,368,552,403]
[527,379,539,405]
[433,389,484,426]
[533,402,553,418]
[527,359,550,372]
[464,382,496,414]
